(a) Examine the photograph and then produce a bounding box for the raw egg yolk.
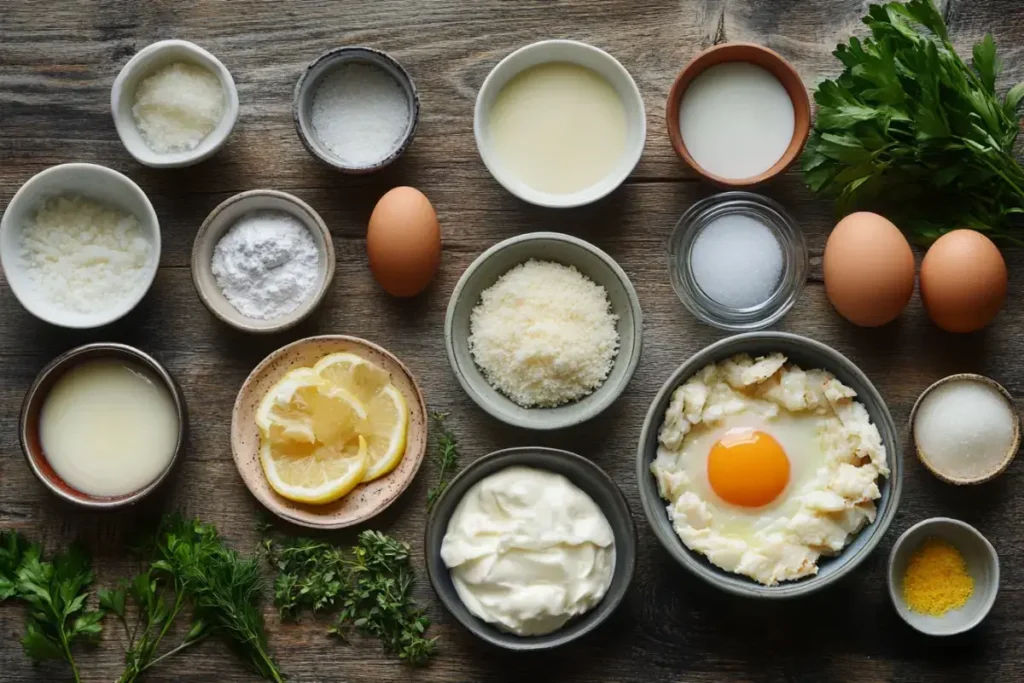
[707,428,790,507]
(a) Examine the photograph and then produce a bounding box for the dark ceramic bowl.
[425,447,636,650]
[20,343,187,509]
[636,332,902,598]
[293,46,419,173]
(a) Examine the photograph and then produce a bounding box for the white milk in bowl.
[39,358,179,498]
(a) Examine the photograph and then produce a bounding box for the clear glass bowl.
[667,191,807,331]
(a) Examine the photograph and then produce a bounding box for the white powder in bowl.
[690,213,783,308]
[310,62,410,167]
[913,378,1018,481]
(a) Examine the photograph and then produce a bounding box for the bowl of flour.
[191,189,335,333]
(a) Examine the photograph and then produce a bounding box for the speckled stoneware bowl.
[909,373,1021,485]
[20,343,187,509]
[191,189,335,334]
[231,335,427,528]
[444,232,643,431]
[636,331,902,598]
[888,518,999,636]
[293,46,419,173]
[424,447,636,650]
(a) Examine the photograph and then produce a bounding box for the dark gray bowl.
[425,447,636,650]
[293,46,419,173]
[636,332,902,598]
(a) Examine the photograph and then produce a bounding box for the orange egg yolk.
[707,428,790,507]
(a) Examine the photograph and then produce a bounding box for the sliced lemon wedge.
[261,433,369,505]
[255,368,325,445]
[360,384,408,482]
[313,352,391,405]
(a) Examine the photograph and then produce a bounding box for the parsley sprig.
[802,0,1024,244]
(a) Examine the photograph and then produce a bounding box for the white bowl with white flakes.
[111,39,239,168]
[444,232,643,431]
[0,163,161,329]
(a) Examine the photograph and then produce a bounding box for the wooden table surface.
[3,1,1024,681]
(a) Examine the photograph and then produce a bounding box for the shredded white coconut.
[468,259,620,408]
[211,211,319,320]
[18,195,153,314]
[132,61,225,154]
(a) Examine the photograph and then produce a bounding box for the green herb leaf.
[0,530,29,601]
[426,412,461,511]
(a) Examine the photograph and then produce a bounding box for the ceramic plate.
[231,335,428,528]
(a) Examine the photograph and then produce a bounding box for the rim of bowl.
[908,373,1021,485]
[443,231,643,430]
[191,189,336,334]
[424,446,637,650]
[887,517,999,635]
[665,42,811,187]
[292,46,420,174]
[473,39,647,208]
[111,39,240,168]
[19,343,188,509]
[635,331,902,598]
[0,162,161,329]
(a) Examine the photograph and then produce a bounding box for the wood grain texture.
[2,0,1024,681]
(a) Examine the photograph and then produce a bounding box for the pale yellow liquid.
[40,359,179,498]
[488,62,628,194]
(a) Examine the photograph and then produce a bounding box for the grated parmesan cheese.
[132,62,225,154]
[468,259,620,408]
[18,195,154,314]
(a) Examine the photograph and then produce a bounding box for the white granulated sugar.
[18,195,153,314]
[913,379,1017,481]
[690,213,783,308]
[211,211,319,320]
[468,259,620,408]
[310,62,410,167]
[132,61,225,154]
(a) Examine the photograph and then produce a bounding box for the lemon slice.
[360,384,409,482]
[255,368,326,444]
[261,434,369,504]
[313,352,390,405]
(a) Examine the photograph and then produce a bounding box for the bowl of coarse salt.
[293,46,419,173]
[444,232,643,431]
[0,163,161,329]
[191,189,335,334]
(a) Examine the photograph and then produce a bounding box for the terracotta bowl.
[20,343,187,509]
[231,335,428,528]
[665,43,811,187]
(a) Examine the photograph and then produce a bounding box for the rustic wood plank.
[3,0,1024,681]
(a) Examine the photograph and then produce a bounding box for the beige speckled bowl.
[231,335,428,528]
[909,373,1020,485]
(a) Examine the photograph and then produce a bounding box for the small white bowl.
[888,518,999,636]
[0,163,161,329]
[474,40,646,209]
[111,39,240,168]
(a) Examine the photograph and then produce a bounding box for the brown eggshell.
[823,212,916,327]
[920,229,1006,333]
[367,187,441,297]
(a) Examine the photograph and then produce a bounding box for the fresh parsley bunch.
[802,0,1024,244]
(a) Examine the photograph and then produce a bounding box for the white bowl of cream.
[474,40,646,208]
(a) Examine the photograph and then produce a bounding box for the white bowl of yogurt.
[474,40,646,208]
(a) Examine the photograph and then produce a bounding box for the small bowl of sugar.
[293,46,419,173]
[667,191,807,331]
[0,163,161,329]
[111,39,240,168]
[191,189,336,334]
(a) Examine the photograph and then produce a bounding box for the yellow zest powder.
[902,537,974,616]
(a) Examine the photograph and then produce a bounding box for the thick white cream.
[440,466,615,636]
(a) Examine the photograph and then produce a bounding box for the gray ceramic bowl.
[636,331,902,598]
[888,518,998,635]
[293,46,419,173]
[20,343,187,509]
[424,447,636,650]
[191,189,335,334]
[444,232,643,430]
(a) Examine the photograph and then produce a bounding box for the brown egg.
[367,187,441,297]
[920,229,1006,333]
[823,212,916,327]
